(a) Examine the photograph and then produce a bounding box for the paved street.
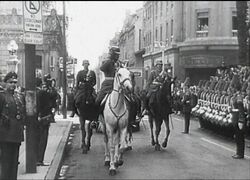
[58,115,250,179]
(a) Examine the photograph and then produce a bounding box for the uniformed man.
[144,60,163,111]
[70,60,96,117]
[230,75,247,159]
[0,72,25,180]
[36,73,57,166]
[95,46,120,113]
[182,86,192,134]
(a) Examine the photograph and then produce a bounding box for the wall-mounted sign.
[23,1,42,32]
[179,54,224,68]
[23,32,43,44]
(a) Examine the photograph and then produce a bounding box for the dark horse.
[74,83,98,154]
[148,76,174,151]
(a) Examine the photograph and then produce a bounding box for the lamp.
[7,40,19,73]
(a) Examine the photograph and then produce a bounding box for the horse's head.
[114,67,133,93]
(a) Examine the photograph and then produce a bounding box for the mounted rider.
[145,60,164,110]
[95,46,120,111]
[70,60,96,117]
[91,46,120,128]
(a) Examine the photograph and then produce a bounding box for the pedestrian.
[181,86,192,134]
[70,59,96,118]
[36,73,57,166]
[95,46,120,121]
[0,71,26,180]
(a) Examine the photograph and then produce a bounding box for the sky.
[64,1,143,72]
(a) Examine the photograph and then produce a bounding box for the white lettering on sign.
[24,32,43,45]
[23,1,43,33]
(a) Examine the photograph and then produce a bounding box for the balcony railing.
[232,30,238,37]
[196,30,208,37]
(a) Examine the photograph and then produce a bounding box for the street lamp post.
[7,40,19,73]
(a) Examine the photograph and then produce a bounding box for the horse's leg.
[154,118,162,151]
[79,116,87,154]
[103,122,110,166]
[86,120,93,151]
[125,125,132,151]
[106,125,116,176]
[114,131,120,168]
[148,115,155,146]
[117,127,127,167]
[162,115,171,148]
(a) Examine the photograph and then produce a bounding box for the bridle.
[108,68,132,121]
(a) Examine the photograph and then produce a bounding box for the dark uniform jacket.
[75,69,96,105]
[0,90,25,143]
[37,86,56,119]
[76,69,96,89]
[182,92,192,113]
[146,69,162,91]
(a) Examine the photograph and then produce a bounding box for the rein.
[108,70,131,122]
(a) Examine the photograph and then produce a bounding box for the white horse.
[102,67,133,176]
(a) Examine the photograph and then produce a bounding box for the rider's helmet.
[109,46,120,55]
[43,73,52,84]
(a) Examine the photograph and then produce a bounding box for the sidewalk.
[17,112,77,180]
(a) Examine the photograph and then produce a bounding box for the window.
[232,11,238,37]
[166,22,168,42]
[160,25,163,42]
[50,56,54,67]
[170,19,173,39]
[139,29,142,49]
[156,28,158,41]
[150,31,152,44]
[155,1,158,19]
[196,11,209,37]
[160,1,163,17]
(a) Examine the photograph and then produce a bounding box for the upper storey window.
[232,11,238,37]
[196,11,209,37]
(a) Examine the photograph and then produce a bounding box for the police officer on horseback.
[70,60,96,117]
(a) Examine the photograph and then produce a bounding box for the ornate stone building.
[0,2,65,87]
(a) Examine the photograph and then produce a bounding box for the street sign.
[23,32,43,44]
[23,1,43,33]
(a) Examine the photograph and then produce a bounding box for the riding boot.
[70,101,78,118]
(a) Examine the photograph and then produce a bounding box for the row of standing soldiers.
[190,69,250,159]
[0,72,59,179]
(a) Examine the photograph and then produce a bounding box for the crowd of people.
[171,65,250,159]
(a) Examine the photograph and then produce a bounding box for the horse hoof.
[109,169,116,176]
[86,144,90,151]
[151,141,156,146]
[155,144,161,151]
[82,149,88,154]
[115,160,123,168]
[162,141,167,148]
[127,146,132,151]
[104,161,110,167]
[125,146,132,151]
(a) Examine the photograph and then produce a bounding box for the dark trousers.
[0,142,20,180]
[184,112,191,133]
[36,124,49,163]
[235,127,245,157]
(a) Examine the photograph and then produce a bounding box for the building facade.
[141,1,246,85]
[0,2,66,88]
